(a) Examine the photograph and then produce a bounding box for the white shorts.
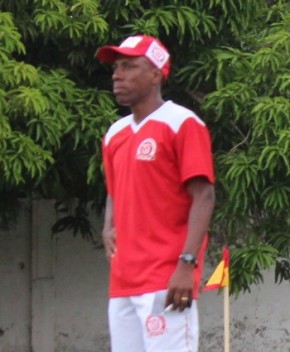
[108,289,199,352]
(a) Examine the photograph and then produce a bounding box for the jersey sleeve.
[102,137,114,197]
[174,117,215,184]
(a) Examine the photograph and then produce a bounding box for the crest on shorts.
[136,138,157,161]
[145,315,167,336]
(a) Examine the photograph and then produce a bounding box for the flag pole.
[224,285,230,352]
[203,246,231,351]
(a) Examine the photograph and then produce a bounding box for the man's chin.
[115,97,131,106]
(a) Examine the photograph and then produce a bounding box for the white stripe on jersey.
[104,115,133,146]
[104,101,205,145]
[148,100,205,133]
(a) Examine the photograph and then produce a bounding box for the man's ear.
[152,68,164,85]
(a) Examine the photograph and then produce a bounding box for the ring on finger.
[180,296,189,303]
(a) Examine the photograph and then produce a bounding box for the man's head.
[96,35,170,79]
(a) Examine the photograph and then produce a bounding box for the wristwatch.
[179,253,198,267]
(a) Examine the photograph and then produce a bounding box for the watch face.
[179,253,198,267]
[180,254,196,263]
[184,254,192,261]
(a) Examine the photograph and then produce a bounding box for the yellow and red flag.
[203,247,230,291]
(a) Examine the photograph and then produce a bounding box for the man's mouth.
[113,86,126,95]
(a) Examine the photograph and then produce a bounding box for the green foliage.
[230,244,278,297]
[0,2,117,233]
[0,0,289,295]
[201,1,290,294]
[0,12,25,54]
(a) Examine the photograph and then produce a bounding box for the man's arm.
[102,195,116,261]
[165,176,215,311]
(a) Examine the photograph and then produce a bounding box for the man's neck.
[132,98,165,124]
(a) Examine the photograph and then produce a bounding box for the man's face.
[112,55,159,106]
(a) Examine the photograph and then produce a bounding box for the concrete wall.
[0,199,289,352]
[199,267,290,351]
[0,201,31,352]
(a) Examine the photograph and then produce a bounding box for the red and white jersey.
[102,100,215,298]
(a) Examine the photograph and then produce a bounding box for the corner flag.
[203,247,230,291]
[203,246,231,352]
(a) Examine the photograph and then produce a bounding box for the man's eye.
[112,63,136,73]
[124,63,136,70]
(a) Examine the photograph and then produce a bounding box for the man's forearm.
[103,194,114,231]
[182,177,215,256]
[102,195,116,259]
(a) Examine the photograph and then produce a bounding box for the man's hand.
[102,227,116,261]
[165,262,194,312]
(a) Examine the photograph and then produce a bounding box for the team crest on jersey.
[136,138,157,160]
[145,315,167,337]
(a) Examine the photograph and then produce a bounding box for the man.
[96,34,215,352]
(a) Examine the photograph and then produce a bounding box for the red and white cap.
[96,35,170,78]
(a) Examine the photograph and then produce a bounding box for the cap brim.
[96,43,171,79]
[96,46,142,63]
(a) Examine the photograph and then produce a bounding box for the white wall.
[53,233,109,352]
[199,266,290,352]
[0,199,289,352]
[0,201,31,352]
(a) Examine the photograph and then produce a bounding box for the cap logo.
[145,41,169,69]
[119,36,143,48]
